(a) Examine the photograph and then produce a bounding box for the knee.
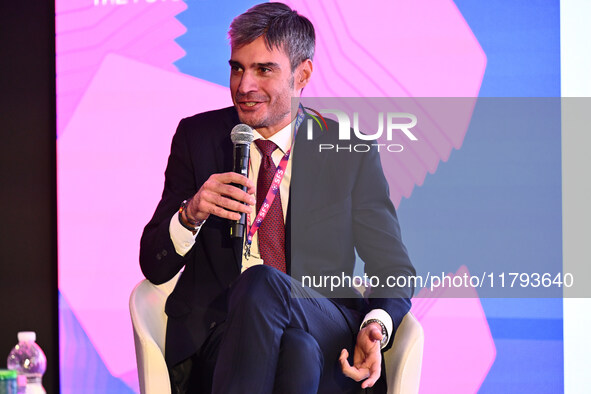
[280,328,323,367]
[275,328,323,392]
[235,265,283,293]
[228,265,288,310]
[240,264,280,283]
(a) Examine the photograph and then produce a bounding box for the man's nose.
[237,71,258,94]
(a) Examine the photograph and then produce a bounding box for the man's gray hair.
[229,2,315,71]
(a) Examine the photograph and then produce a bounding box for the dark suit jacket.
[140,106,416,367]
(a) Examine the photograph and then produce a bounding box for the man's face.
[229,36,311,137]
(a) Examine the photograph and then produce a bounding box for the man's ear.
[295,59,313,91]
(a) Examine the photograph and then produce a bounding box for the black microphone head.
[231,124,255,145]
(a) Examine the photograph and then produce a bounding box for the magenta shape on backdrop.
[56,0,188,135]
[287,0,486,97]
[412,266,497,393]
[57,54,232,376]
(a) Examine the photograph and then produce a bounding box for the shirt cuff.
[169,211,202,256]
[361,309,393,349]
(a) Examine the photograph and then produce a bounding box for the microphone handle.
[230,143,250,238]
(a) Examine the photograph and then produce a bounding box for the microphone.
[230,124,255,238]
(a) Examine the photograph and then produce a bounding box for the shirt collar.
[252,121,293,155]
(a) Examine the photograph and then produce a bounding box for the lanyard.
[244,105,306,260]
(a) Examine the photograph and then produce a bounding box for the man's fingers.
[339,349,349,371]
[360,364,381,389]
[360,324,383,345]
[218,184,256,205]
[339,349,370,382]
[207,192,253,214]
[194,194,248,221]
[346,330,384,389]
[212,172,255,193]
[204,178,255,206]
[188,172,257,221]
[368,326,383,342]
[206,202,242,221]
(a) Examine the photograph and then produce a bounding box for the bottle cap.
[17,331,36,343]
[0,369,18,380]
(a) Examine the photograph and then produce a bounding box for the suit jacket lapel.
[289,113,329,220]
[287,113,329,273]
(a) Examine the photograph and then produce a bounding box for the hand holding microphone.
[229,124,255,237]
[180,124,255,235]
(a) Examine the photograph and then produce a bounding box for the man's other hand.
[186,172,256,222]
[339,322,383,389]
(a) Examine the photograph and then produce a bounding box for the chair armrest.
[383,312,424,394]
[130,274,180,394]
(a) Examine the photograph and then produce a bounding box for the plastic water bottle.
[6,332,46,394]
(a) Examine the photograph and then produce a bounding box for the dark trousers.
[169,265,366,394]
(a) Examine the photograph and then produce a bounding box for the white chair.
[129,275,424,394]
[129,274,179,394]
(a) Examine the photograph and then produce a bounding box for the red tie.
[254,139,286,273]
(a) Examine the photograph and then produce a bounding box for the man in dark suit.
[140,2,415,393]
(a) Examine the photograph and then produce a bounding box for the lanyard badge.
[244,105,306,260]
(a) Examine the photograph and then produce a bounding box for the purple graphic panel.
[56,0,187,134]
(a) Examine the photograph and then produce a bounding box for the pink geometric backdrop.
[57,0,488,391]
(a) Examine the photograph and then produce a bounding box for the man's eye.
[231,65,243,72]
[259,67,271,73]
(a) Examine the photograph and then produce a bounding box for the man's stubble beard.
[237,74,295,130]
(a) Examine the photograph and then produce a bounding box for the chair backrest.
[129,274,179,394]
